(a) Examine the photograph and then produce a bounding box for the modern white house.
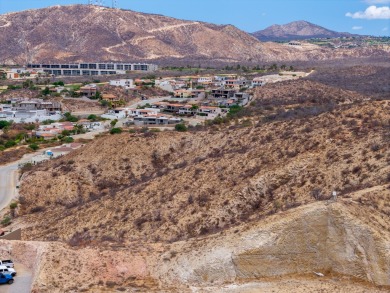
[130,114,181,126]
[0,110,62,123]
[196,106,225,120]
[109,79,135,89]
[101,108,161,120]
[197,77,213,84]
[251,77,266,87]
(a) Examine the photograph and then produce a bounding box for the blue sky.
[0,0,389,36]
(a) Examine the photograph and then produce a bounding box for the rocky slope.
[17,80,390,245]
[7,72,390,291]
[253,20,355,41]
[0,5,388,64]
[2,199,390,292]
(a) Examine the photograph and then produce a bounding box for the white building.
[197,77,213,84]
[252,77,266,87]
[101,108,160,120]
[109,79,135,89]
[0,110,62,123]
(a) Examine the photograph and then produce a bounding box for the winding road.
[0,161,19,212]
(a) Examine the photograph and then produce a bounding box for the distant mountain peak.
[253,20,354,41]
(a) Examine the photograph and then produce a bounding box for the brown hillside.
[19,95,389,244]
[0,5,388,64]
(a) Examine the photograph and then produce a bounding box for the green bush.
[0,120,11,129]
[87,114,97,121]
[61,130,71,136]
[62,136,74,143]
[5,140,16,148]
[110,128,122,135]
[1,216,11,226]
[9,202,17,210]
[175,124,187,132]
[63,112,79,122]
[42,119,55,125]
[110,119,118,127]
[52,81,64,86]
[29,143,39,151]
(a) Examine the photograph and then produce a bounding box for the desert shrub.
[30,206,45,213]
[134,216,148,230]
[197,193,210,207]
[352,166,361,174]
[311,188,323,200]
[1,216,11,226]
[20,162,33,174]
[105,281,117,288]
[110,128,122,135]
[370,143,380,152]
[175,124,187,132]
[5,140,16,148]
[29,143,39,151]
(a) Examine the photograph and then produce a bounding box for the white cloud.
[383,27,389,30]
[346,5,390,19]
[352,26,363,30]
[363,0,390,4]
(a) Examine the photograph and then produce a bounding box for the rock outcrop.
[154,202,390,288]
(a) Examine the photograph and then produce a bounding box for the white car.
[0,265,16,276]
[0,260,14,268]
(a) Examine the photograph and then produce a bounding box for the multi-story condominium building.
[27,62,158,76]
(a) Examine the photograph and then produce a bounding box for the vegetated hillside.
[307,64,390,98]
[18,80,390,245]
[252,20,355,41]
[0,5,388,65]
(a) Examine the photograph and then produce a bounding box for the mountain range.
[0,5,387,64]
[252,20,356,41]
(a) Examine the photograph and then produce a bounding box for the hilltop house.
[196,106,224,120]
[102,93,122,107]
[211,88,235,99]
[109,79,135,89]
[78,84,98,98]
[251,77,266,87]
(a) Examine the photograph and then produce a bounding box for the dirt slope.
[2,200,390,292]
[18,91,389,244]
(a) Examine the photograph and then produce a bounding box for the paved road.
[0,263,33,293]
[0,148,55,212]
[0,162,19,212]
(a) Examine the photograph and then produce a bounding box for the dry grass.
[18,85,390,244]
